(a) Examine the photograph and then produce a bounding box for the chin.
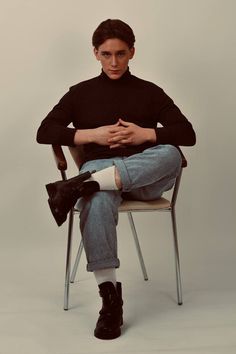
[106,69,125,80]
[108,73,123,80]
[109,75,122,80]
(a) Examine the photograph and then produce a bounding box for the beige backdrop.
[1,0,235,296]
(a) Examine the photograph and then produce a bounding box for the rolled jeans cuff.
[86,257,120,272]
[114,158,132,192]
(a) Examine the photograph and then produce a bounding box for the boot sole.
[94,318,123,340]
[94,327,121,340]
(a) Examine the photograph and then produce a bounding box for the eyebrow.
[101,50,127,55]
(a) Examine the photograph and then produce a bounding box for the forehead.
[97,38,130,52]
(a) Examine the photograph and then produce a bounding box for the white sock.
[94,268,117,287]
[90,166,118,190]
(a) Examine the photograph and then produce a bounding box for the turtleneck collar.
[99,68,132,83]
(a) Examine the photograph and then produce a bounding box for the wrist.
[145,128,157,143]
[74,129,93,145]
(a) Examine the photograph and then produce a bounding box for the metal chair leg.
[170,208,183,305]
[70,239,84,283]
[127,212,148,281]
[64,209,74,310]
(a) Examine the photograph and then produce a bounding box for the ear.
[94,48,100,61]
[129,47,135,59]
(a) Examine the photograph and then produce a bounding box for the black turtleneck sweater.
[36,69,196,162]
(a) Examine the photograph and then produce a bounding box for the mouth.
[109,70,121,74]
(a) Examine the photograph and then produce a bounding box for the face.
[94,38,135,80]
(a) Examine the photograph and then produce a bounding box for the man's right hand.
[74,122,125,147]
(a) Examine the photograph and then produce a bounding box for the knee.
[166,145,182,172]
[151,144,181,163]
[156,144,182,176]
[165,145,181,159]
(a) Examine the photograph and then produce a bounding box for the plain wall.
[1,0,235,291]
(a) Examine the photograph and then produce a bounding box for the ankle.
[94,268,117,287]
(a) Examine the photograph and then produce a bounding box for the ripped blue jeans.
[77,145,182,271]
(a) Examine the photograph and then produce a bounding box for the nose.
[111,55,118,67]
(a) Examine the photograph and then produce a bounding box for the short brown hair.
[92,19,135,49]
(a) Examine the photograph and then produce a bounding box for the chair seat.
[118,197,171,212]
[74,197,171,213]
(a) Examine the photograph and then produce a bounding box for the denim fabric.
[77,145,181,271]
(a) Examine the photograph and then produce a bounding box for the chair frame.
[51,145,187,310]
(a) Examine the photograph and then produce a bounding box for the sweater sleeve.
[154,89,196,146]
[36,88,77,147]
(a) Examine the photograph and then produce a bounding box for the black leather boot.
[94,282,123,340]
[45,171,99,226]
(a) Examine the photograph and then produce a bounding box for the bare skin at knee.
[115,167,122,189]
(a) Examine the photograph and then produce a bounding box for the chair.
[51,144,187,310]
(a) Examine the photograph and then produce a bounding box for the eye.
[101,52,111,58]
[117,52,126,58]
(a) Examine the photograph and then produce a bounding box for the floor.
[1,213,236,354]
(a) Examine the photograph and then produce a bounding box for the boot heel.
[47,197,66,227]
[45,183,57,198]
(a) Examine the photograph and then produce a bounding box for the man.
[37,19,196,340]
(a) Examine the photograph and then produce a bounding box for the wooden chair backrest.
[68,145,85,169]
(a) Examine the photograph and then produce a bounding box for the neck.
[100,68,131,82]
